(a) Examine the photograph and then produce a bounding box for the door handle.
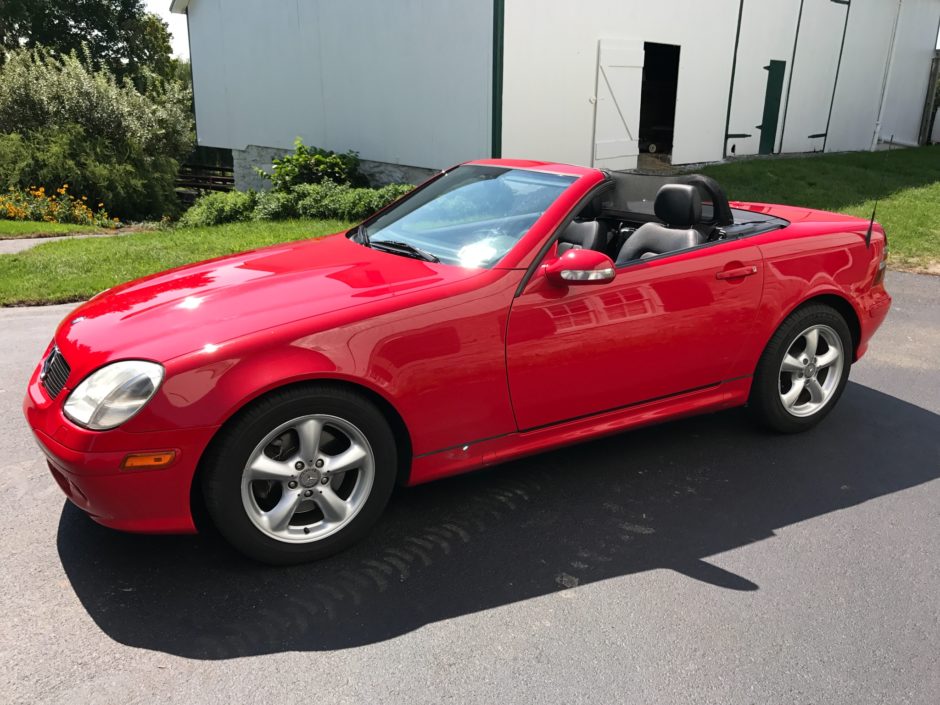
[716,265,758,280]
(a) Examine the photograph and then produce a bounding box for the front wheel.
[749,304,852,433]
[201,384,397,564]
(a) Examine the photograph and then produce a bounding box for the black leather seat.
[615,184,707,264]
[557,220,608,255]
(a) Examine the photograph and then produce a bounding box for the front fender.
[128,334,402,434]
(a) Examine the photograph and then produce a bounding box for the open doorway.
[639,42,680,164]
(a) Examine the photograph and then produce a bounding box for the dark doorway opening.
[639,42,680,161]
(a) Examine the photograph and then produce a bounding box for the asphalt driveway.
[2,272,938,705]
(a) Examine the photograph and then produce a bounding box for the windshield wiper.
[370,240,440,263]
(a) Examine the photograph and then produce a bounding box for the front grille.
[40,346,71,399]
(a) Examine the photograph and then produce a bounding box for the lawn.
[699,145,940,269]
[0,219,350,306]
[0,220,103,239]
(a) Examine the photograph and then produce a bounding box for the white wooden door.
[592,38,645,171]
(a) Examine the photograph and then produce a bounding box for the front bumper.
[24,369,216,534]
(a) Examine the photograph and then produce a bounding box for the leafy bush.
[178,182,413,227]
[0,47,193,220]
[259,138,367,191]
[294,182,413,220]
[0,184,117,227]
[253,190,299,221]
[177,190,258,228]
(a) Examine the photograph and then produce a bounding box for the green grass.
[0,219,350,306]
[699,145,940,269]
[0,220,103,239]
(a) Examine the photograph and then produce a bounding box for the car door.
[505,241,764,431]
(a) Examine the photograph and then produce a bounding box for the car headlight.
[63,360,164,430]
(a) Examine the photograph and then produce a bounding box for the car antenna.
[865,134,892,248]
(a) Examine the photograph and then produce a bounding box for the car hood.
[54,233,479,376]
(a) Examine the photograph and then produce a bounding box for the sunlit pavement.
[2,272,938,705]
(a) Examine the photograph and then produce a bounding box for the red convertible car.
[24,159,891,563]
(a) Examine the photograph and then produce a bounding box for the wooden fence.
[175,164,235,206]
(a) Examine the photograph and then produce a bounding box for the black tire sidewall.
[201,385,397,565]
[750,304,853,433]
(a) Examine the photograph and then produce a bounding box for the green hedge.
[179,182,414,228]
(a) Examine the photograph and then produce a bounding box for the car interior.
[556,172,789,265]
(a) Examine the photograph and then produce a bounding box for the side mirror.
[544,248,616,286]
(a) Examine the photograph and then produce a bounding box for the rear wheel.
[749,304,852,433]
[201,384,397,564]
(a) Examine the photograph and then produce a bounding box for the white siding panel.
[725,0,802,157]
[500,0,740,166]
[879,0,940,145]
[187,0,491,169]
[187,0,230,149]
[825,0,900,153]
[780,0,848,154]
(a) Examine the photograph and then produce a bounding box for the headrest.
[654,184,701,228]
[558,220,605,254]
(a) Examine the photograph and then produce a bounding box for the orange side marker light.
[121,450,177,470]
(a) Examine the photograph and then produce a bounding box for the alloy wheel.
[778,324,844,418]
[240,414,375,543]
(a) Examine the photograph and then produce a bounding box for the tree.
[0,0,174,86]
[0,47,194,219]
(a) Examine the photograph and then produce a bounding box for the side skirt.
[407,377,753,485]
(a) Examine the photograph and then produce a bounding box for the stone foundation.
[231,145,436,191]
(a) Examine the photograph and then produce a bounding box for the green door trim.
[491,0,505,158]
[758,60,786,155]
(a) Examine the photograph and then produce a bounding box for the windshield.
[361,165,576,268]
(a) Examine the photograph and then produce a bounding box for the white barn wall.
[779,0,849,154]
[879,0,940,145]
[187,0,492,170]
[181,0,940,176]
[500,0,740,167]
[825,0,901,153]
[725,0,802,158]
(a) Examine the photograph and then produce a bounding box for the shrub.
[259,138,367,191]
[253,190,300,221]
[177,190,258,228]
[294,182,413,221]
[0,184,117,227]
[0,47,193,220]
[179,182,413,227]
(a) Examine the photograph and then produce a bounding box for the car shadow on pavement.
[57,382,940,659]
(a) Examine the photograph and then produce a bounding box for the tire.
[648,143,658,154]
[749,304,852,433]
[201,383,397,565]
